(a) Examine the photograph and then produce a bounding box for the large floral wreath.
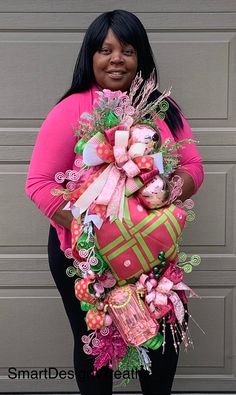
[52,72,201,384]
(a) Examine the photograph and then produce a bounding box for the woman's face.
[93,29,138,92]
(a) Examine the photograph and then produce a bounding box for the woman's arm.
[173,171,195,201]
[25,94,80,227]
[51,201,73,230]
[173,115,204,201]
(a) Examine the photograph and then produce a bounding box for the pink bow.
[93,271,117,298]
[95,129,146,217]
[113,145,141,178]
[137,267,196,324]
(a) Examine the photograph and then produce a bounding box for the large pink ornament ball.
[138,175,170,209]
[129,124,161,153]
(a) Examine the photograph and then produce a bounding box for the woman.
[26,9,204,395]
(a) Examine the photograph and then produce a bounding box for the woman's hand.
[174,171,195,202]
[51,201,73,230]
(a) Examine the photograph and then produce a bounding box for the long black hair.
[58,10,183,136]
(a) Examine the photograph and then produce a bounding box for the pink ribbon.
[137,268,196,324]
[113,146,129,166]
[80,127,158,220]
[94,129,143,215]
[106,175,126,218]
[113,145,140,178]
[95,166,121,205]
[105,124,125,146]
[122,159,140,178]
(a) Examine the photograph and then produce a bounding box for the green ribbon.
[74,137,87,154]
[143,333,164,350]
[123,197,133,227]
[107,111,119,127]
[80,301,95,311]
[76,232,93,249]
[125,177,143,197]
[94,249,109,273]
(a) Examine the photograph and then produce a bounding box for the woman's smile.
[107,70,126,78]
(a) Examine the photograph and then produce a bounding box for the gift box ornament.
[95,197,186,284]
[106,284,158,346]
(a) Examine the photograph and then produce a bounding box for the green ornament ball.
[158,251,166,262]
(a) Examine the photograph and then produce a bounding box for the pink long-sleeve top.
[26,86,204,252]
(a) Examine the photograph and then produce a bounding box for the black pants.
[48,225,179,395]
